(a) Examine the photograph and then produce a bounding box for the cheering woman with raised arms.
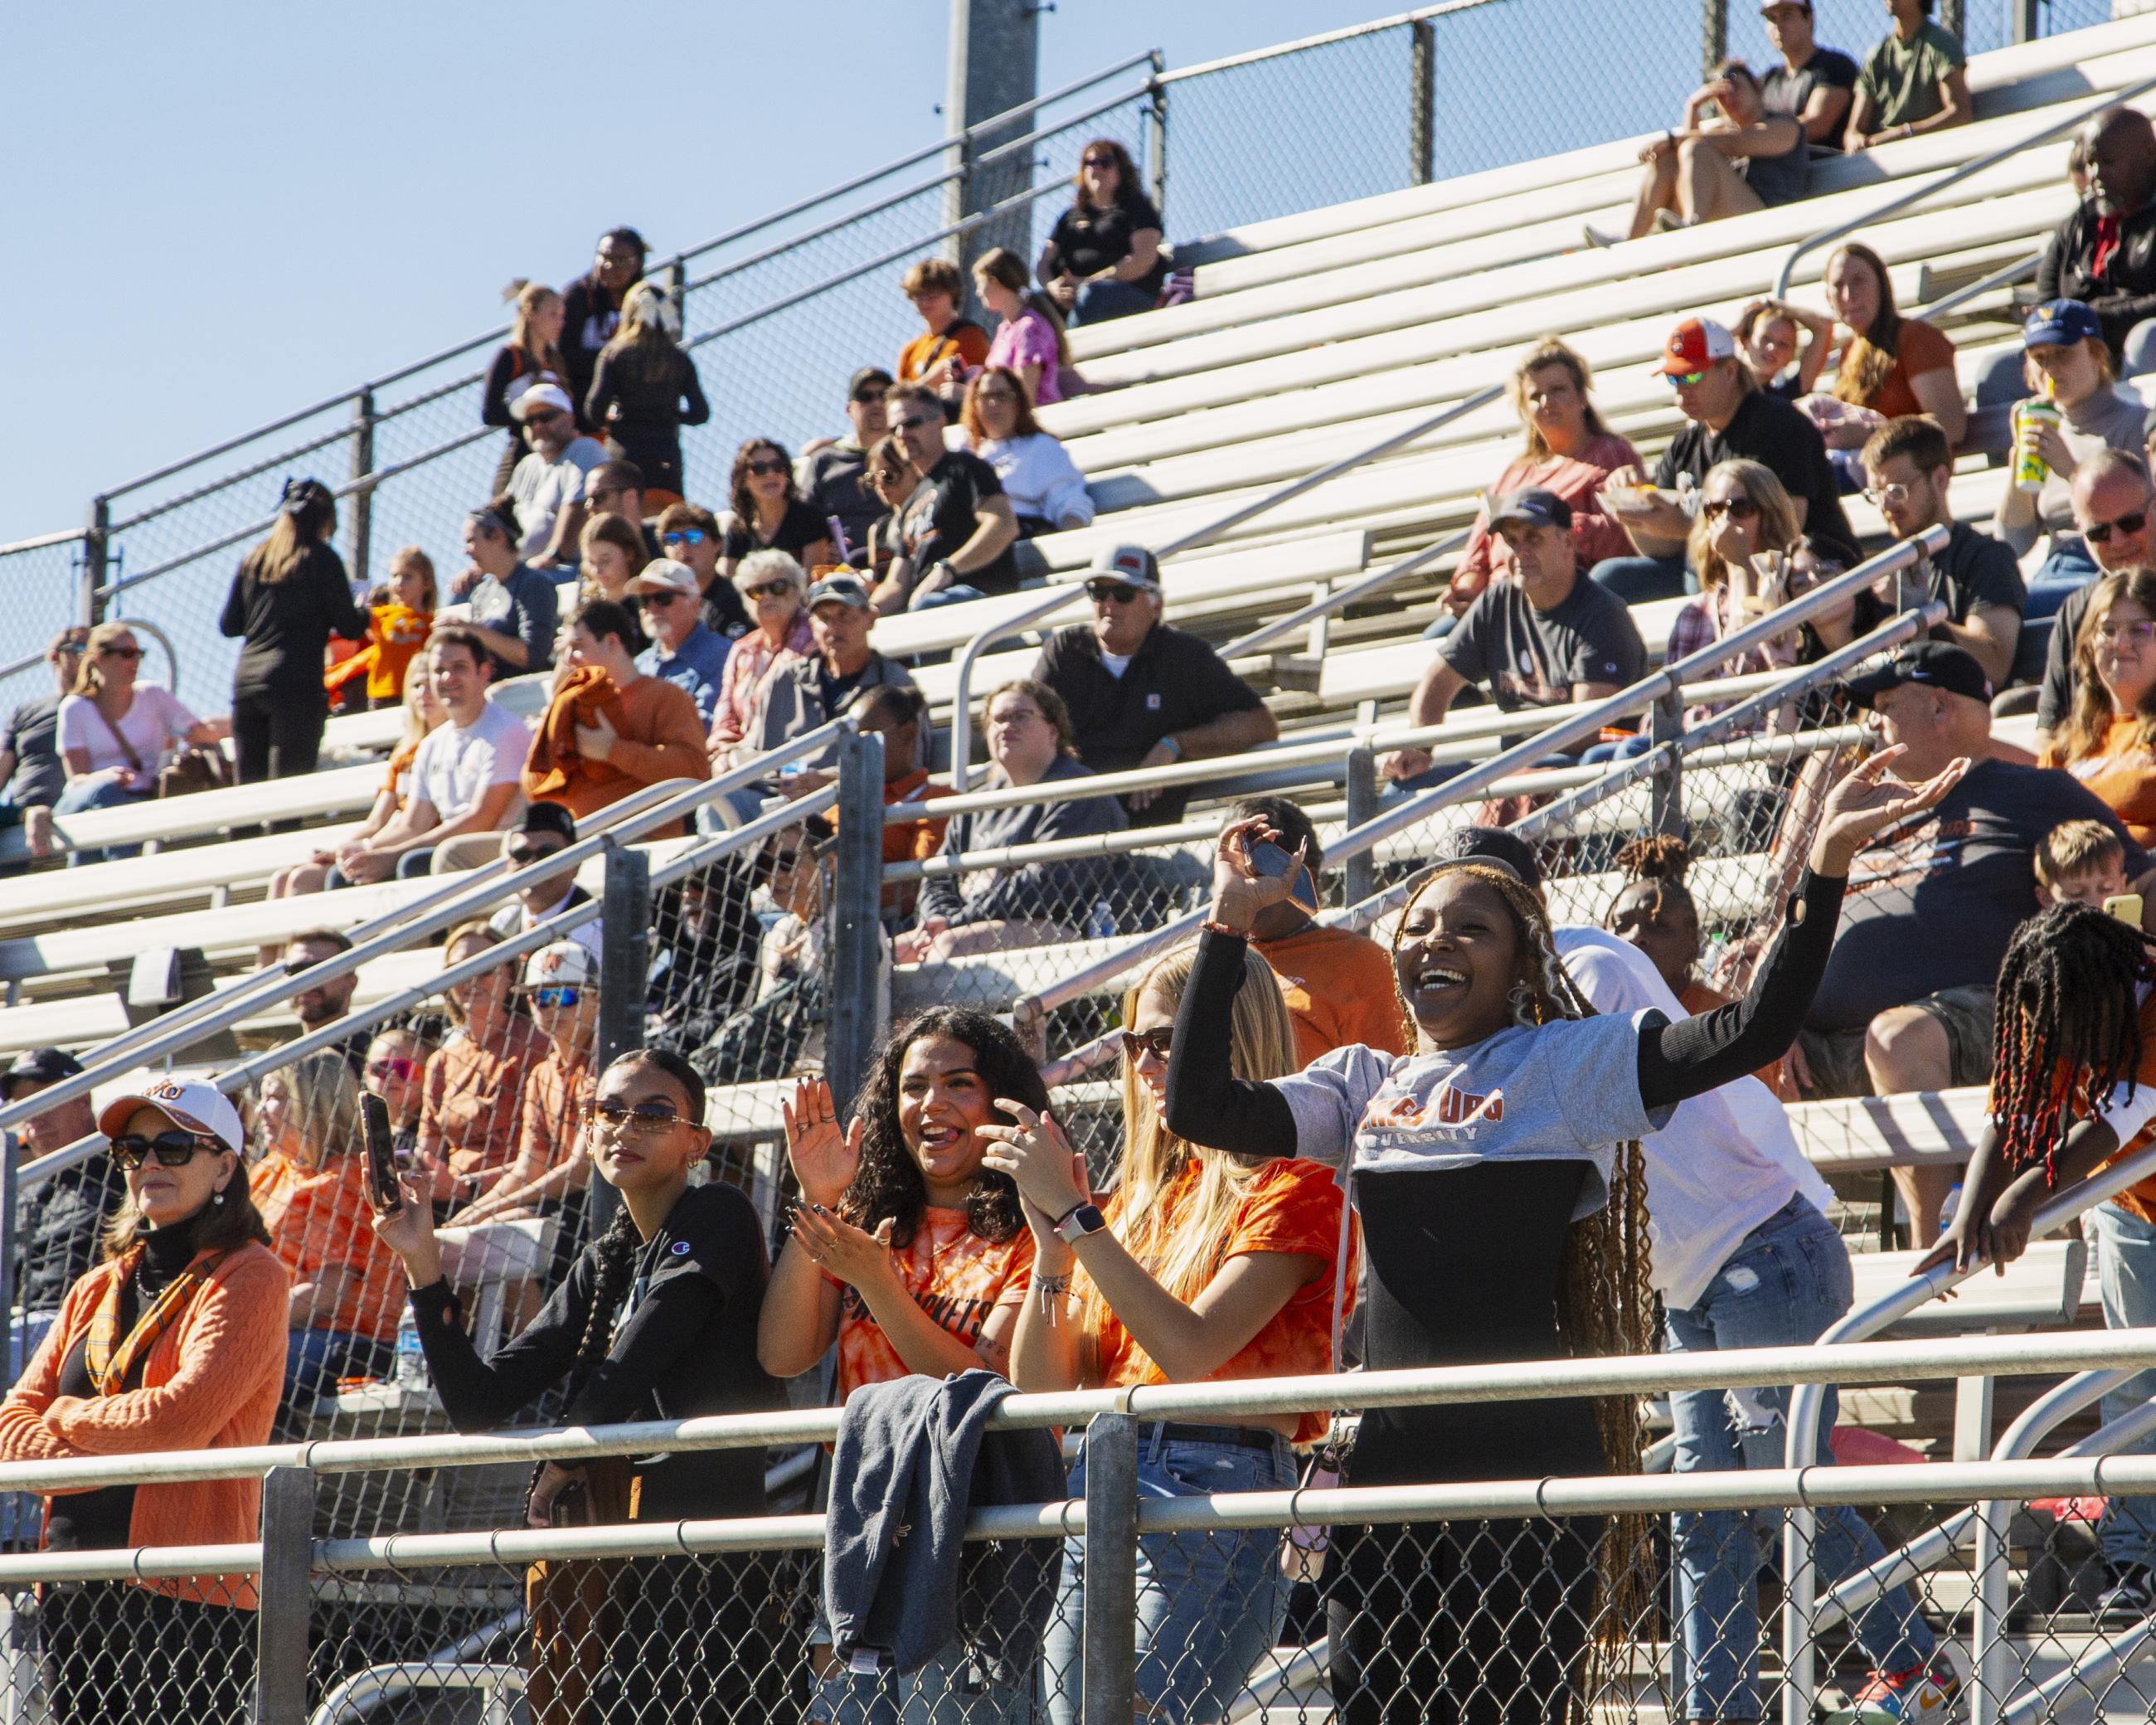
[1162,748,1963,1725]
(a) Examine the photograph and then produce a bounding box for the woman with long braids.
[372,1046,787,1723]
[1163,751,1963,1725]
[758,1008,1042,1723]
[986,942,1350,1725]
[1923,900,2156,1623]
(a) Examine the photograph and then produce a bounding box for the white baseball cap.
[522,940,597,989]
[97,1076,245,1155]
[626,557,700,599]
[509,381,577,421]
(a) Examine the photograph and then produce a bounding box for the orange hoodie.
[0,1242,289,1606]
[523,666,710,835]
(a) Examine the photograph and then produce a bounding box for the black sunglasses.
[1701,497,1760,521]
[505,842,565,867]
[742,580,795,600]
[2088,511,2150,544]
[1119,1027,1173,1062]
[1085,582,1145,604]
[890,414,936,433]
[746,458,789,477]
[110,1131,221,1170]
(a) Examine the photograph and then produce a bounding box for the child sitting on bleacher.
[2034,816,2130,910]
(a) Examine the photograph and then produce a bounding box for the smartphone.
[2107,893,2144,927]
[361,1091,402,1217]
[1246,837,1321,916]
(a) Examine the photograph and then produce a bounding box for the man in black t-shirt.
[1860,416,2024,688]
[795,367,892,563]
[1386,489,1649,789]
[1595,317,1853,604]
[0,627,84,858]
[1761,1,1859,153]
[1793,643,2156,1242]
[876,384,1019,605]
[1030,544,1278,826]
[2038,451,2156,746]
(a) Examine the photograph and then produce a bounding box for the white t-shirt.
[1274,1008,1658,1222]
[1555,926,1834,1310]
[410,700,532,824]
[507,437,606,558]
[56,687,198,775]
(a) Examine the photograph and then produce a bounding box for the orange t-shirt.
[483,1044,595,1203]
[897,321,991,385]
[419,1015,550,1204]
[1084,1159,1356,1445]
[832,1207,1035,1402]
[367,605,433,702]
[1253,924,1410,1069]
[251,1148,408,1342]
[1843,316,1959,421]
[2045,718,2156,850]
[1682,979,1794,1100]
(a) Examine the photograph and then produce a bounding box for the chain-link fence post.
[349,388,376,595]
[1649,687,1684,839]
[0,1127,16,1396]
[1409,19,1435,187]
[1080,1411,1139,1725]
[1145,52,1168,221]
[1344,744,1379,906]
[827,729,887,1117]
[596,840,652,1233]
[2011,0,2039,42]
[81,498,108,629]
[1702,0,1729,78]
[255,1464,318,1725]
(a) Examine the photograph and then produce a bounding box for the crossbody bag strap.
[92,699,145,775]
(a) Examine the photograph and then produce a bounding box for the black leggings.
[231,688,327,783]
[1326,1517,1600,1725]
[41,1582,255,1725]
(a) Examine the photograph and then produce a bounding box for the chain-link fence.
[0,532,90,721]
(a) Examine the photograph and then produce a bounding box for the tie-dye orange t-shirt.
[1084,1158,1355,1444]
[832,1207,1037,1402]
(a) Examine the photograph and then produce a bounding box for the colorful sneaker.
[1824,1645,1965,1722]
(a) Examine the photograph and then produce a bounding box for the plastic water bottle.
[395,1309,427,1390]
[1086,901,1116,940]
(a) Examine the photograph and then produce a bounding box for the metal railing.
[944,386,1505,790]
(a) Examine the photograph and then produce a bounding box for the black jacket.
[18,1151,126,1316]
[2037,197,2156,357]
[219,542,366,700]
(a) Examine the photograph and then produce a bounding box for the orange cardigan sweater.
[0,1241,289,1606]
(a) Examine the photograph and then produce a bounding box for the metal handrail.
[1153,0,1504,85]
[1217,528,1468,661]
[0,1327,2153,1499]
[0,527,90,556]
[1780,1135,2156,1725]
[1917,246,2042,324]
[6,720,849,1180]
[1771,70,2156,298]
[944,385,1508,790]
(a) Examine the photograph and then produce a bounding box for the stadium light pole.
[946,0,1041,292]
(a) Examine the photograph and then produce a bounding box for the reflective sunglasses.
[1701,497,1760,521]
[109,1131,221,1169]
[1085,581,1144,605]
[366,1056,419,1082]
[1119,1027,1173,1062]
[746,458,789,478]
[1663,369,1707,389]
[2087,511,2150,545]
[581,1099,687,1134]
[524,984,585,1009]
[661,529,708,547]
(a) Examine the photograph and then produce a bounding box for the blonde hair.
[1683,459,1801,593]
[262,1050,362,1159]
[508,281,566,379]
[71,623,138,697]
[1076,942,1299,1380]
[2035,817,2127,889]
[1508,337,1615,463]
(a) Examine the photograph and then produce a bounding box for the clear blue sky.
[0,0,1411,547]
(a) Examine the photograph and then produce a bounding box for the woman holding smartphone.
[984,941,1350,1725]
[372,1046,786,1724]
[1161,751,1963,1725]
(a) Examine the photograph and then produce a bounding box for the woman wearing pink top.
[1440,338,1643,624]
[972,247,1072,407]
[704,550,813,754]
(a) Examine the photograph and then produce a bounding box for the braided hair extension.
[1990,901,2156,1186]
[1391,862,1656,1669]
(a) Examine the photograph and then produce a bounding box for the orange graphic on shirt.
[832,1206,1035,1402]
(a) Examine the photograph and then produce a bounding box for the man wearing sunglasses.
[882,383,1019,605]
[484,801,605,960]
[1594,316,1854,604]
[2037,449,2156,751]
[5,1047,123,1335]
[740,574,916,788]
[1858,415,2025,690]
[505,382,607,572]
[0,627,87,860]
[585,460,661,561]
[1032,543,1276,826]
[630,558,732,726]
[797,367,894,561]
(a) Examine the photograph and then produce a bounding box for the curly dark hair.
[841,1008,1037,1249]
[729,437,799,536]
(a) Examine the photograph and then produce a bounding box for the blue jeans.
[1,1313,54,1547]
[2022,537,2100,623]
[2087,1203,2156,1572]
[1042,1424,1296,1725]
[280,1327,394,1437]
[52,772,152,864]
[1590,552,1693,605]
[1581,734,1653,765]
[1068,279,1157,326]
[1663,1197,1937,1720]
[814,1619,1036,1724]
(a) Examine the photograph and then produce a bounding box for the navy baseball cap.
[1843,641,1993,707]
[512,801,578,845]
[1488,488,1574,532]
[2,1047,82,1100]
[2022,299,2104,349]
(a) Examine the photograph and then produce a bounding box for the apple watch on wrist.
[1052,1201,1108,1245]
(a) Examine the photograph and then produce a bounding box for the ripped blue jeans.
[1663,1196,1937,1720]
